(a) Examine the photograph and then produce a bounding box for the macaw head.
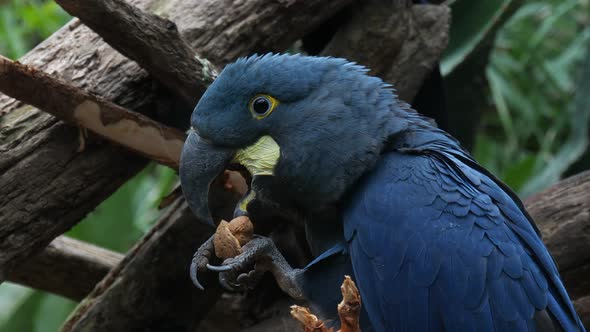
[180,53,407,225]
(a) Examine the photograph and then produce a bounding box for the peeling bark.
[0,56,185,168]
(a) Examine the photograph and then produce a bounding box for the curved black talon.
[189,235,216,291]
[190,258,205,290]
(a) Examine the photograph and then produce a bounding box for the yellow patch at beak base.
[232,135,280,176]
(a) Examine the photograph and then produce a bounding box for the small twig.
[6,236,122,301]
[0,56,185,169]
[54,0,218,104]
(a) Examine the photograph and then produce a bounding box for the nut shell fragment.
[214,220,241,259]
[227,216,253,246]
[213,216,254,259]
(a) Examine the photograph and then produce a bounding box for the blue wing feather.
[343,150,584,331]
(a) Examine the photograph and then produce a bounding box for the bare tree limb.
[525,170,590,309]
[54,0,218,104]
[6,236,122,301]
[525,170,590,279]
[322,2,450,102]
[0,56,185,168]
[61,198,222,332]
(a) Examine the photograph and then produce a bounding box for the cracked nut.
[213,216,254,259]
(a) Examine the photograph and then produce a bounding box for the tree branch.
[0,56,185,169]
[6,236,122,301]
[61,198,222,331]
[525,170,590,306]
[54,0,218,105]
[321,2,450,102]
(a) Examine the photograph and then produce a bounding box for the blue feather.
[343,148,584,331]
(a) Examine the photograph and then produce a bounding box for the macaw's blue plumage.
[179,53,585,332]
[342,126,583,331]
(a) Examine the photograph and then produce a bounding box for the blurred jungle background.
[0,0,589,330]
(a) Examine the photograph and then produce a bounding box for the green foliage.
[479,0,590,195]
[0,0,70,59]
[442,0,519,76]
[443,0,590,195]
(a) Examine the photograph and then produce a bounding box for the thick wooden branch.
[525,170,590,300]
[61,198,221,331]
[0,0,351,281]
[6,236,122,301]
[54,0,217,104]
[322,1,450,102]
[0,56,185,168]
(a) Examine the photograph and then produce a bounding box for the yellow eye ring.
[249,94,279,120]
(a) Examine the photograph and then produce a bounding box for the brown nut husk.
[227,216,254,246]
[291,276,362,332]
[213,220,241,259]
[213,216,254,259]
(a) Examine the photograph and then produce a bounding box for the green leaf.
[131,164,178,232]
[442,0,520,76]
[501,154,538,192]
[0,9,27,58]
[33,294,76,332]
[0,0,70,59]
[486,66,517,148]
[0,283,32,327]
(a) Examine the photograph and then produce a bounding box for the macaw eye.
[249,94,278,119]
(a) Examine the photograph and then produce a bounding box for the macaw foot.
[191,234,305,300]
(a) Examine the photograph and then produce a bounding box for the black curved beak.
[179,131,234,226]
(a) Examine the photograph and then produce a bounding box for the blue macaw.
[179,54,585,331]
